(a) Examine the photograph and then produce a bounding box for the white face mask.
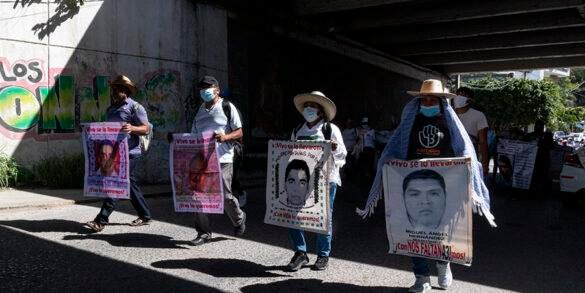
[453,95,468,109]
[302,106,319,123]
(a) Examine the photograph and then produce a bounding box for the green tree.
[467,77,565,130]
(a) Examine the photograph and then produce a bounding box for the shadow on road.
[0,219,89,234]
[0,226,220,292]
[4,183,585,292]
[61,233,227,249]
[151,258,288,277]
[239,278,402,292]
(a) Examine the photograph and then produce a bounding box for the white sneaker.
[409,275,431,293]
[436,262,453,289]
[239,191,247,208]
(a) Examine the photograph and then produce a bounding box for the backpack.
[221,99,244,162]
[132,102,154,153]
[292,122,332,140]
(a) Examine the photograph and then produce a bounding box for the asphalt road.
[0,184,583,292]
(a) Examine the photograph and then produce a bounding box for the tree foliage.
[466,77,566,130]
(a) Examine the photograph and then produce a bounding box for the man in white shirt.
[286,91,346,272]
[454,87,489,176]
[188,75,247,245]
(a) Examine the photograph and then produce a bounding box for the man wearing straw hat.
[357,79,495,292]
[85,75,153,232]
[285,91,347,272]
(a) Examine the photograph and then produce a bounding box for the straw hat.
[293,91,337,121]
[111,75,138,95]
[407,79,456,98]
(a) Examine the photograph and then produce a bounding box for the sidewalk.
[0,185,171,211]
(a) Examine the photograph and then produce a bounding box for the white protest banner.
[497,139,538,189]
[170,133,223,213]
[264,140,332,234]
[383,157,473,266]
[82,122,130,199]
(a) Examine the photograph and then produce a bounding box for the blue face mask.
[200,88,215,102]
[303,106,319,123]
[420,105,440,117]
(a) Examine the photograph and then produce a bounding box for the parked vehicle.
[569,132,585,143]
[560,147,585,203]
[553,131,566,140]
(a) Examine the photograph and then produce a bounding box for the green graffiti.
[0,86,40,130]
[80,76,110,123]
[38,75,75,130]
[137,71,182,131]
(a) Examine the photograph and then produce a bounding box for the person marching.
[357,80,495,292]
[169,75,247,245]
[85,75,152,232]
[286,91,347,271]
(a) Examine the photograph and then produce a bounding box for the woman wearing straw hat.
[357,79,495,292]
[286,91,347,272]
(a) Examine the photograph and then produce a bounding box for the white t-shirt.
[191,98,242,163]
[357,127,376,148]
[457,108,488,140]
[291,120,347,186]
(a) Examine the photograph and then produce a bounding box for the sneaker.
[436,262,453,289]
[85,221,105,232]
[286,251,309,272]
[130,218,151,226]
[190,234,211,246]
[234,212,246,236]
[313,256,329,271]
[408,275,431,293]
[239,191,247,208]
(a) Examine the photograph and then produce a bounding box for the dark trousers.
[358,147,376,188]
[232,159,245,197]
[95,155,152,224]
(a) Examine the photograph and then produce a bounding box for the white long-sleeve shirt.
[291,120,347,186]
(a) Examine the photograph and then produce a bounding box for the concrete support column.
[195,3,228,85]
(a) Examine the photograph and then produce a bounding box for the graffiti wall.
[0,1,228,183]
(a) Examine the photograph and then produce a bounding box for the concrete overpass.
[234,0,585,74]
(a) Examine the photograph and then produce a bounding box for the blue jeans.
[412,257,448,276]
[95,154,152,224]
[288,183,337,257]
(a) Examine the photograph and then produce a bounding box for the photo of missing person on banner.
[402,169,447,230]
[94,140,121,177]
[188,151,221,194]
[278,158,319,208]
[173,146,221,197]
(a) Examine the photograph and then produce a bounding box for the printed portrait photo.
[94,140,120,177]
[279,158,318,208]
[402,169,447,230]
[173,148,221,196]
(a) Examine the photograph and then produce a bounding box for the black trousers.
[94,155,152,224]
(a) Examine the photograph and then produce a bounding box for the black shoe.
[190,234,211,246]
[286,251,309,272]
[313,256,329,271]
[234,212,246,236]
